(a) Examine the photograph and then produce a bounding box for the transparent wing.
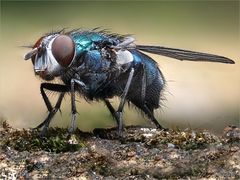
[137,45,235,64]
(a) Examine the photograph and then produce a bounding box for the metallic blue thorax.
[68,31,160,86]
[70,31,119,58]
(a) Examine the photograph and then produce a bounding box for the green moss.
[1,121,85,153]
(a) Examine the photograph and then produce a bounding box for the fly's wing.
[136,45,235,64]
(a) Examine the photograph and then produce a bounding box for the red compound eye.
[52,35,75,67]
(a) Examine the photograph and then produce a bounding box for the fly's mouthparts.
[35,71,47,78]
[35,68,46,72]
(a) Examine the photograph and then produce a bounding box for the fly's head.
[24,34,75,81]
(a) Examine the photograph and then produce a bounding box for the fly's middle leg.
[68,78,88,133]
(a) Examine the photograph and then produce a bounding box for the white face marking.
[116,50,134,65]
[44,36,63,76]
[34,35,63,77]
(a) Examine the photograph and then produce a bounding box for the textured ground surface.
[0,121,239,179]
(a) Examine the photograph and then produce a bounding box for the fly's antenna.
[19,44,34,48]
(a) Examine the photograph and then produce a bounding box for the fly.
[23,29,235,137]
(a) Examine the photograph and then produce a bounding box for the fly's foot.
[156,124,169,132]
[32,107,59,137]
[31,123,49,138]
[68,113,77,134]
[162,127,169,131]
[39,126,48,137]
[155,124,163,130]
[115,111,123,138]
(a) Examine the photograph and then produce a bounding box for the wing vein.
[136,45,235,64]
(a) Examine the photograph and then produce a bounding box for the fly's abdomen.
[129,50,165,110]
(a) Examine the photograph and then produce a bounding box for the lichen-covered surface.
[0,121,239,179]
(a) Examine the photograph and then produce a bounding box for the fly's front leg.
[40,83,53,112]
[35,83,69,136]
[35,92,65,129]
[68,78,88,133]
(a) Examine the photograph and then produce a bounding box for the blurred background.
[0,1,239,133]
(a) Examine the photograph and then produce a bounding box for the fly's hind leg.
[116,68,134,137]
[104,99,120,127]
[139,64,165,130]
[141,105,163,129]
[104,68,134,137]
